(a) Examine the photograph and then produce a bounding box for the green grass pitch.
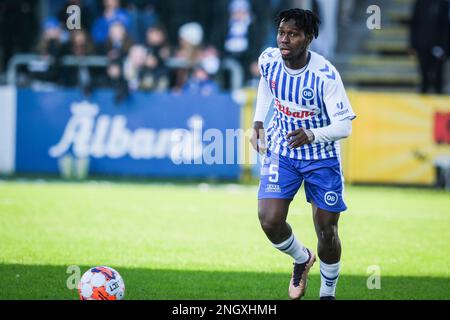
[0,180,449,300]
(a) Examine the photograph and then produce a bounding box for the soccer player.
[250,8,356,300]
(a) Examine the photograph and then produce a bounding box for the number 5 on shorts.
[269,164,279,183]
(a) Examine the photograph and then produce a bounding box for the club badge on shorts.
[324,191,339,206]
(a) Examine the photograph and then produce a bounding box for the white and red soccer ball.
[78,266,125,300]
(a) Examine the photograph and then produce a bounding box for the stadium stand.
[0,0,449,94]
[335,0,420,90]
[333,0,449,93]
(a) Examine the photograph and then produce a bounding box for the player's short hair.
[276,8,321,39]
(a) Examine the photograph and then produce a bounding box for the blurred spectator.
[142,25,171,90]
[102,21,134,103]
[36,17,64,57]
[91,0,131,45]
[102,21,134,62]
[64,30,94,57]
[182,66,220,96]
[199,46,221,76]
[145,25,172,63]
[223,0,252,59]
[30,17,65,84]
[61,30,95,94]
[123,45,148,90]
[107,61,129,104]
[410,0,449,94]
[126,0,160,44]
[122,43,168,92]
[210,0,271,81]
[176,22,204,64]
[158,0,210,46]
[182,46,221,95]
[173,22,205,89]
[182,68,220,96]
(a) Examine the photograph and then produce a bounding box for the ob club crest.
[302,88,315,101]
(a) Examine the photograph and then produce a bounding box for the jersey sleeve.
[253,76,273,122]
[323,67,356,123]
[258,47,278,77]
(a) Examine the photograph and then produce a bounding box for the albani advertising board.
[4,87,243,179]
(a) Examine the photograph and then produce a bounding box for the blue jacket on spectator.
[182,78,220,96]
[91,8,131,44]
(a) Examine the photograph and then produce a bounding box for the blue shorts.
[258,151,347,213]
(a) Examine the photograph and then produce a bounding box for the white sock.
[272,233,309,264]
[320,261,340,297]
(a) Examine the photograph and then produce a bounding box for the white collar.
[284,64,307,75]
[282,52,311,75]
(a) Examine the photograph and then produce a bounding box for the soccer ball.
[78,266,125,300]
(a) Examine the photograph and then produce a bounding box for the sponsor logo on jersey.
[333,102,350,118]
[333,108,350,118]
[275,100,316,119]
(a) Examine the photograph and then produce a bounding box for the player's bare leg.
[312,202,341,300]
[258,199,316,300]
[258,199,292,243]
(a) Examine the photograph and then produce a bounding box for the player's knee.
[258,208,283,232]
[317,226,339,247]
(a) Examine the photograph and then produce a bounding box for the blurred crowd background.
[0,0,449,188]
[0,0,449,101]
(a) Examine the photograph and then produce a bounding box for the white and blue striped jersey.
[258,48,356,160]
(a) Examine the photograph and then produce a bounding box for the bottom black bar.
[1,300,447,318]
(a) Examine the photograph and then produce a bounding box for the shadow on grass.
[0,264,448,300]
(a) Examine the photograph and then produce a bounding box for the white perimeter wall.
[0,86,16,175]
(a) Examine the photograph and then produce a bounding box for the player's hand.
[286,128,315,149]
[250,121,267,155]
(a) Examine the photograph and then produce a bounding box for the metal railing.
[6,54,244,91]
